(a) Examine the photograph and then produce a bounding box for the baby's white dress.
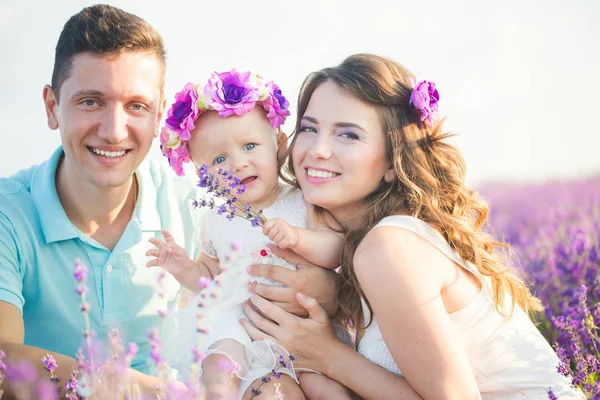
[162,186,306,396]
[357,215,585,399]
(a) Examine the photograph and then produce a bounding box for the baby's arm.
[147,230,220,292]
[262,204,343,269]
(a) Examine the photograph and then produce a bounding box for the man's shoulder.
[0,164,39,203]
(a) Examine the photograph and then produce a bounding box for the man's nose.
[97,106,128,143]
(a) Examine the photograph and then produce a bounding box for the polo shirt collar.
[132,159,162,232]
[30,146,79,244]
[31,146,162,245]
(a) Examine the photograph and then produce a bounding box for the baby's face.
[188,108,282,208]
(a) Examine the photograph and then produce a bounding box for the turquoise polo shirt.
[0,146,202,374]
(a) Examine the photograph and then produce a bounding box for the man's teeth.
[307,169,338,178]
[91,148,126,158]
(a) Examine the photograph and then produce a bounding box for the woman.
[240,54,583,399]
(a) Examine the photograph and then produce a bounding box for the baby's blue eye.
[244,143,256,151]
[215,156,226,164]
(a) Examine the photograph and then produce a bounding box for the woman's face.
[292,81,392,224]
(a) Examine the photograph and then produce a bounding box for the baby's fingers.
[146,249,160,258]
[148,237,165,249]
[146,259,160,268]
[158,247,172,265]
[162,230,175,244]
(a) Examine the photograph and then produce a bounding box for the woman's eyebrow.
[334,122,365,131]
[302,116,366,132]
[301,116,318,124]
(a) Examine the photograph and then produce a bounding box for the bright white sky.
[0,0,598,186]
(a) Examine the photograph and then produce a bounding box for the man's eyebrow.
[302,116,366,132]
[70,89,104,98]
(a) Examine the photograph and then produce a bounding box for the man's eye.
[215,156,226,164]
[131,104,144,111]
[244,143,256,151]
[82,99,97,107]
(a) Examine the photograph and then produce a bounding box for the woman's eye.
[340,131,359,140]
[299,125,317,133]
[215,156,226,164]
[244,143,256,151]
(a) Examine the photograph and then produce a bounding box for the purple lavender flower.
[482,177,600,396]
[5,359,38,382]
[195,164,265,227]
[41,354,59,382]
[73,260,87,282]
[36,379,59,400]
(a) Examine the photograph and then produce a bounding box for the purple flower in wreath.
[165,82,200,141]
[263,81,291,128]
[409,78,440,127]
[205,70,260,118]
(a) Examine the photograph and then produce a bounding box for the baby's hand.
[262,218,299,249]
[146,230,191,277]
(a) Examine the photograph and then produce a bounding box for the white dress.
[357,216,584,399]
[163,186,306,396]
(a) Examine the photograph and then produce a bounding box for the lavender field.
[483,177,600,398]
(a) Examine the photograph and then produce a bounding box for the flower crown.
[409,78,440,127]
[160,69,291,176]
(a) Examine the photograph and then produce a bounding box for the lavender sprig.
[194,165,267,227]
[0,347,6,399]
[249,354,296,399]
[73,260,97,396]
[41,354,59,383]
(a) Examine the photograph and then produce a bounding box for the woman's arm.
[353,226,481,399]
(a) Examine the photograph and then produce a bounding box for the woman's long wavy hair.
[282,54,542,329]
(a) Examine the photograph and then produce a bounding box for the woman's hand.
[247,244,340,317]
[240,292,342,372]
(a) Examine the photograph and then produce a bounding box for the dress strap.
[373,215,484,283]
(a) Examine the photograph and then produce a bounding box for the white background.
[1,0,598,186]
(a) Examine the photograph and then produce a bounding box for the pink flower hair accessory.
[409,78,440,127]
[160,69,290,176]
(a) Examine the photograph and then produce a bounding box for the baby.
[148,70,352,399]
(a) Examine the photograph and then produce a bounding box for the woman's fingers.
[296,293,329,324]
[249,282,292,302]
[249,294,290,326]
[242,302,281,336]
[266,245,306,266]
[248,263,295,286]
[239,317,275,342]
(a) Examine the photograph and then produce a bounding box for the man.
[0,4,198,396]
[0,4,338,398]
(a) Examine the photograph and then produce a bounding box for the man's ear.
[155,97,167,138]
[43,85,59,130]
[276,129,288,162]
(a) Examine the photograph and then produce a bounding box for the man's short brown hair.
[51,4,166,102]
